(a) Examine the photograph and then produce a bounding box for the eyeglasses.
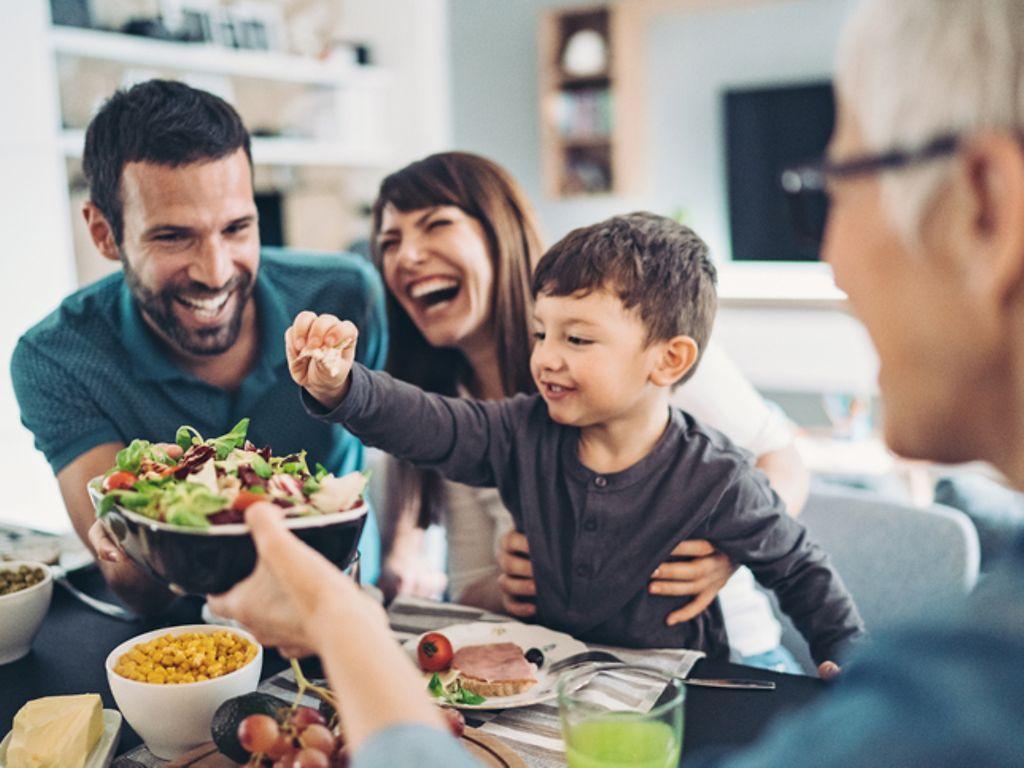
[779,134,960,249]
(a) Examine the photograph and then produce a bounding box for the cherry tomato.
[102,471,137,492]
[417,632,454,672]
[232,490,266,512]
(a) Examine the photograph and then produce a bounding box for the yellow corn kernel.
[113,631,255,685]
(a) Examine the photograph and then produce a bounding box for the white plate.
[0,708,122,768]
[404,621,587,710]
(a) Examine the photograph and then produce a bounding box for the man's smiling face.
[117,148,260,357]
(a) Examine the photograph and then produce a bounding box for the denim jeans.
[740,644,803,674]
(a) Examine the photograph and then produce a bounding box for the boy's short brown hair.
[532,212,717,380]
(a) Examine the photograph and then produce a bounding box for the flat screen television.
[724,81,834,262]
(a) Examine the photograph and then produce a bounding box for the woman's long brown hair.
[370,152,543,527]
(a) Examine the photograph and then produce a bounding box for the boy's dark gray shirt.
[309,364,864,663]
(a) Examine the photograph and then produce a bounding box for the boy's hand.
[286,311,359,410]
[818,661,842,680]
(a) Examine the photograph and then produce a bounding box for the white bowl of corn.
[105,624,262,759]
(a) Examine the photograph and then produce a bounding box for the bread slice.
[459,675,536,697]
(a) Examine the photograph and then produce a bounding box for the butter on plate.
[6,694,103,768]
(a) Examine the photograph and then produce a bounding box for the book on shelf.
[553,88,612,141]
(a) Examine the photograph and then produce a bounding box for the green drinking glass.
[558,664,684,768]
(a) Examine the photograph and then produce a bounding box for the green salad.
[92,418,367,529]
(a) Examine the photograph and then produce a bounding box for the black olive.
[525,647,544,668]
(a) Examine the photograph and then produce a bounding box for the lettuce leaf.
[210,418,250,460]
[251,454,273,479]
[158,482,228,528]
[115,440,149,474]
[176,425,203,452]
[426,673,486,706]
[166,507,213,528]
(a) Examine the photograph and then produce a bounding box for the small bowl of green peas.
[0,561,52,665]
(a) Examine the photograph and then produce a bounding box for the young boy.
[289,212,863,672]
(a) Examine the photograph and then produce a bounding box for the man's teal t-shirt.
[10,248,388,582]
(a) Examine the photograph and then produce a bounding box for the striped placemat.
[114,597,703,768]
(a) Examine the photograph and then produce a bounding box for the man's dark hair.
[82,79,252,245]
[533,212,717,382]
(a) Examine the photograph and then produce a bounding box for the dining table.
[0,566,827,766]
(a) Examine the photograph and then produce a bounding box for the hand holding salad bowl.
[88,417,369,595]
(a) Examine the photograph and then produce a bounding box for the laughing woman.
[369,152,810,672]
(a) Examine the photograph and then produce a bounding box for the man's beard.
[121,253,255,357]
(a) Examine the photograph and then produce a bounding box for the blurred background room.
[3,0,1018,584]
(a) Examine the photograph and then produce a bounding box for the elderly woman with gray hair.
[212,0,1024,765]
[704,0,1024,765]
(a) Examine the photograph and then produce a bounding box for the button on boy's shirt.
[309,364,865,663]
[11,250,388,576]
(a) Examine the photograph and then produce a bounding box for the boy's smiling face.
[530,287,668,427]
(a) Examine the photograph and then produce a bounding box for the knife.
[684,678,775,690]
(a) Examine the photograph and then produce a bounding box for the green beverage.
[565,717,680,768]
[559,664,685,768]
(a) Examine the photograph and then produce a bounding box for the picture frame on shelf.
[162,0,217,42]
[50,0,92,29]
[159,0,283,50]
[228,2,285,51]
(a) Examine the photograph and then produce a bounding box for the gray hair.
[837,0,1024,239]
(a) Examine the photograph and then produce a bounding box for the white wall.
[340,0,452,165]
[646,0,859,264]
[448,0,877,394]
[450,0,859,245]
[1,1,77,531]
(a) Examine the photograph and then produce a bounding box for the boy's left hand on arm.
[648,539,737,626]
[818,660,842,680]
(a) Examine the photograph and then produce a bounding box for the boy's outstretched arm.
[699,472,865,674]
[286,312,526,492]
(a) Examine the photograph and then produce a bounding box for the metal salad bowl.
[87,481,367,596]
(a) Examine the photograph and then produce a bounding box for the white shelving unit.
[51,25,393,168]
[58,128,391,169]
[51,25,372,86]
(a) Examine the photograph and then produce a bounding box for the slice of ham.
[452,643,537,683]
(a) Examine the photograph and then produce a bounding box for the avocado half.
[211,692,289,764]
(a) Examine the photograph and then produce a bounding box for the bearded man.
[11,80,386,612]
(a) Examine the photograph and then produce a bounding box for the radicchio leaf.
[173,443,216,479]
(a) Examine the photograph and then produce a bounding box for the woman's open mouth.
[407,276,462,313]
